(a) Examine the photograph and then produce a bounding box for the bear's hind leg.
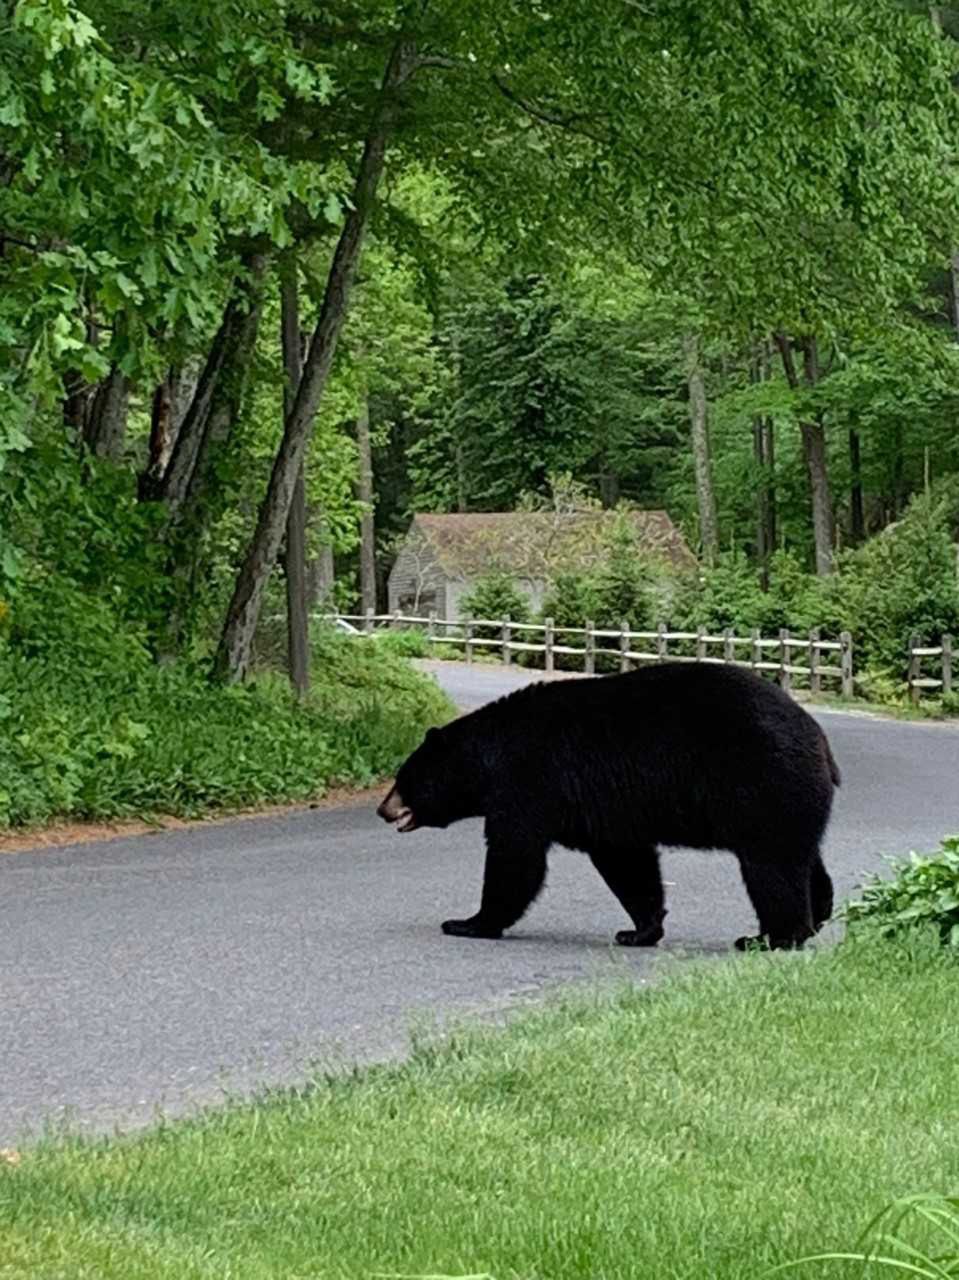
[442,816,549,940]
[588,845,666,947]
[735,854,815,951]
[810,851,834,932]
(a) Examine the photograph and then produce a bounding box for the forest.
[4,0,959,824]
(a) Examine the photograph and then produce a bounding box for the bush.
[460,570,532,625]
[460,570,531,648]
[594,519,658,629]
[370,628,430,659]
[842,836,959,948]
[0,609,453,828]
[541,571,603,630]
[827,497,959,674]
[665,493,959,701]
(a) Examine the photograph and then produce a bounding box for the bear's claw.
[442,917,504,940]
[615,924,664,947]
[734,934,806,952]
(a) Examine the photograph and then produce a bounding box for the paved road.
[3,662,958,1143]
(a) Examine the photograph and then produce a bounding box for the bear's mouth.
[377,788,418,833]
[394,808,418,833]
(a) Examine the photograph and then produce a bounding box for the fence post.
[393,607,402,631]
[751,627,761,671]
[620,619,630,673]
[840,630,854,699]
[943,634,953,698]
[364,606,374,635]
[427,609,436,645]
[723,627,734,665]
[779,627,791,693]
[657,622,668,663]
[585,619,595,675]
[696,625,706,664]
[544,616,555,674]
[501,617,511,667]
[809,627,821,696]
[908,632,921,706]
[465,616,474,665]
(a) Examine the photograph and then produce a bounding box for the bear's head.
[377,724,482,833]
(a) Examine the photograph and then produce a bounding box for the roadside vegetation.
[0,611,452,828]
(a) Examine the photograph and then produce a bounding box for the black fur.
[381,663,840,950]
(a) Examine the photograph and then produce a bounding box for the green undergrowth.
[2,936,957,1279]
[0,625,452,828]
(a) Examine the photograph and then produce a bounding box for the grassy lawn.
[1,939,957,1280]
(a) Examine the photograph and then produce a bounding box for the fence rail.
[908,633,954,705]
[328,610,856,698]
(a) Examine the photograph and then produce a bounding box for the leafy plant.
[0,625,452,829]
[771,1194,959,1277]
[370,629,430,659]
[842,837,959,948]
[460,571,532,644]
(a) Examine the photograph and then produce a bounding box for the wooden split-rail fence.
[907,633,954,705]
[332,610,857,698]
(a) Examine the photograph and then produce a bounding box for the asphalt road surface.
[3,661,959,1143]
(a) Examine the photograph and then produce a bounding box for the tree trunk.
[683,332,719,566]
[157,257,268,657]
[455,438,468,513]
[849,427,865,544]
[751,343,776,588]
[799,336,833,576]
[84,366,130,460]
[281,268,310,697]
[151,263,263,513]
[63,305,99,435]
[356,392,377,615]
[140,375,175,498]
[774,332,834,576]
[949,249,959,342]
[307,544,335,607]
[753,416,769,588]
[801,418,833,576]
[213,38,417,683]
[599,458,620,509]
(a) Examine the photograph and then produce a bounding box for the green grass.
[2,938,958,1279]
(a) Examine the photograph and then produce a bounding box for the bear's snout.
[377,786,417,832]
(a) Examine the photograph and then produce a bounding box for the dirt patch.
[0,783,387,856]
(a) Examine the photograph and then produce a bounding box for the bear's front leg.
[442,816,549,941]
[588,844,667,947]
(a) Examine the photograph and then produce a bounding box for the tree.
[281,264,310,696]
[683,333,719,565]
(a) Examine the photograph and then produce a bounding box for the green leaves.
[843,836,959,948]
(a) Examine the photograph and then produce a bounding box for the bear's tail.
[821,730,841,788]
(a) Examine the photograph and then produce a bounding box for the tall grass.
[773,1194,959,1277]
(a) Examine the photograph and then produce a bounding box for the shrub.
[370,628,430,659]
[670,551,770,632]
[594,519,658,629]
[541,571,603,630]
[827,497,959,674]
[842,836,959,948]
[460,570,532,650]
[0,620,453,829]
[460,570,532,626]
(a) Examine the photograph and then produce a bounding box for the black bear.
[377,663,840,950]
